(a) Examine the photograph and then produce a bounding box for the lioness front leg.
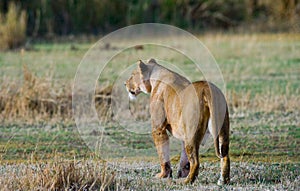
[177,141,190,178]
[152,127,172,178]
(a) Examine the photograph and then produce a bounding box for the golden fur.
[125,59,230,185]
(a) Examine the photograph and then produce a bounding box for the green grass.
[1,111,299,163]
[1,34,299,96]
[0,124,89,162]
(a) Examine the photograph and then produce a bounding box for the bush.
[0,2,27,50]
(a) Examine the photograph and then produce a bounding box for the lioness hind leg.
[177,141,190,178]
[218,155,230,185]
[183,142,200,184]
[217,138,230,185]
[217,113,230,185]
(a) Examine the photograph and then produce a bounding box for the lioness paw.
[155,172,164,178]
[183,177,192,184]
[217,177,230,185]
[155,171,172,179]
[177,162,190,178]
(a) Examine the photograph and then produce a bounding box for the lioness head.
[125,59,156,100]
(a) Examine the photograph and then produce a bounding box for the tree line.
[0,0,299,37]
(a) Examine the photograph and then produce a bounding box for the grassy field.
[0,33,299,190]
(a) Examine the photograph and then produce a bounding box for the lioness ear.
[138,60,149,80]
[147,58,157,64]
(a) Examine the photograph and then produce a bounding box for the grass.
[0,33,299,190]
[1,112,299,163]
[0,158,117,190]
[0,157,299,190]
[0,124,87,162]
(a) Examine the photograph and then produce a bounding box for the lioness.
[125,59,230,185]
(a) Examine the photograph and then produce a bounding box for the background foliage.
[0,3,26,50]
[0,0,299,36]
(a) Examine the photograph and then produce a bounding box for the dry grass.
[1,33,298,123]
[227,90,299,113]
[0,159,299,190]
[0,64,112,124]
[0,64,298,123]
[0,2,27,50]
[0,65,72,123]
[0,158,116,191]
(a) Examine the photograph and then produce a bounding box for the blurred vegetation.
[0,2,26,50]
[0,0,299,49]
[0,0,299,38]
